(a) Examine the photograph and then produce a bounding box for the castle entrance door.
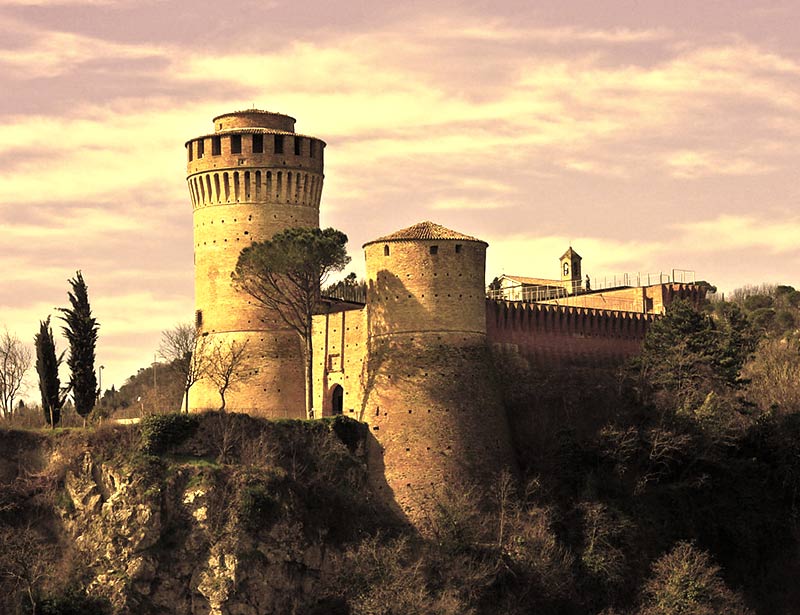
[331,385,344,416]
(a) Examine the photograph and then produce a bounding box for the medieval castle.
[184,110,705,522]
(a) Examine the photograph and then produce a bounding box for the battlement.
[186,131,325,176]
[486,299,655,364]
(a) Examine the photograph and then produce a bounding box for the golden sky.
[1,0,799,392]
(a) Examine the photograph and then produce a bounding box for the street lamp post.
[98,365,105,404]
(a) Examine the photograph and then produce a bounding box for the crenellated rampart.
[486,299,656,364]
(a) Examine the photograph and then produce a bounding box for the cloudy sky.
[1,0,799,392]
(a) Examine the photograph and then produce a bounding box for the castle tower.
[185,110,325,416]
[362,221,516,526]
[560,246,582,295]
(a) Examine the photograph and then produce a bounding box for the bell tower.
[185,110,325,416]
[560,246,582,295]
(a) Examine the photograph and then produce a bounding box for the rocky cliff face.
[0,414,396,615]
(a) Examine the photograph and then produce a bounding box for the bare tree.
[743,337,800,415]
[0,328,32,419]
[159,323,211,413]
[0,525,56,615]
[205,339,251,412]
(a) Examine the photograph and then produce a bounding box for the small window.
[274,135,284,154]
[188,143,193,162]
[195,309,203,328]
[309,140,315,158]
[294,137,302,156]
[230,135,241,154]
[197,139,204,158]
[212,136,221,156]
[384,245,390,256]
[252,134,263,153]
[455,244,462,253]
[430,245,438,255]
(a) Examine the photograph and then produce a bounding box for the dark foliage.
[38,588,111,615]
[139,413,200,455]
[326,415,367,453]
[34,317,67,427]
[58,272,99,422]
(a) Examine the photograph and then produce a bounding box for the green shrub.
[38,588,111,615]
[744,295,773,311]
[140,413,199,455]
[129,452,164,496]
[774,310,795,332]
[750,308,776,331]
[239,483,280,531]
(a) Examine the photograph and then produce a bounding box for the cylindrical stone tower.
[362,221,516,526]
[185,110,325,416]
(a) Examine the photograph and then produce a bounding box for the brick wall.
[311,305,368,418]
[364,239,487,338]
[486,300,655,365]
[361,337,516,525]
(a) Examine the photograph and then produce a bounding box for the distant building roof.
[501,274,564,287]
[364,221,487,247]
[560,246,581,261]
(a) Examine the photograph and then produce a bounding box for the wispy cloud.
[0,18,163,79]
[673,215,800,254]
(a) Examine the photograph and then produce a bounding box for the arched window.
[384,245,390,256]
[331,385,344,416]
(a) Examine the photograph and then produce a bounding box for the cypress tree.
[59,271,99,426]
[34,316,66,427]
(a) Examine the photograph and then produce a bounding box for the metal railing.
[487,284,569,303]
[590,269,695,291]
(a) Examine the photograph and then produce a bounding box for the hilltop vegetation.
[0,284,799,613]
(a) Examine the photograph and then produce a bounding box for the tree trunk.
[183,387,190,413]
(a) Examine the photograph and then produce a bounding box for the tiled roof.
[502,275,563,286]
[560,246,581,260]
[364,221,487,246]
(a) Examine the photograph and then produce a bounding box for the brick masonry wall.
[311,306,368,418]
[486,300,656,365]
[190,329,305,418]
[364,239,487,338]
[360,337,516,524]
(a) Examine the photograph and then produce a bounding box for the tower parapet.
[186,110,325,416]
